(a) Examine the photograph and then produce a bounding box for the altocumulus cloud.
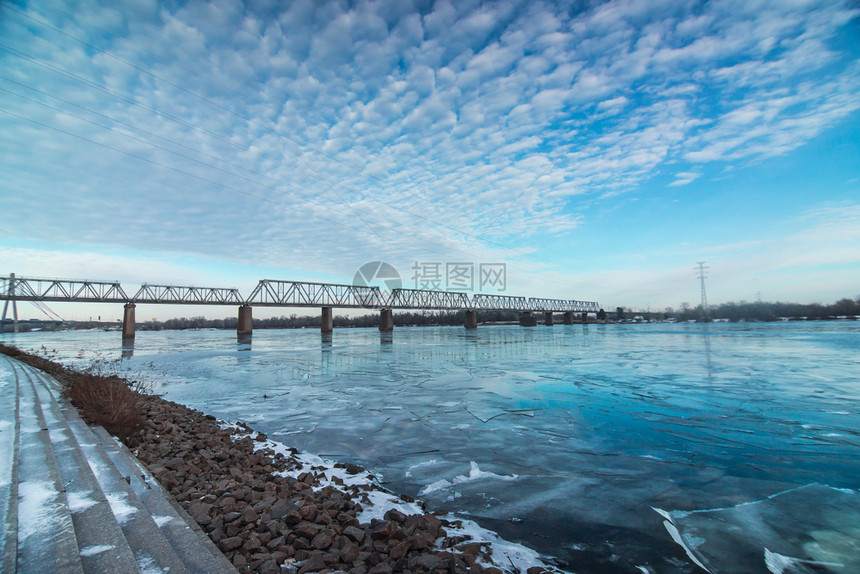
[0,0,857,298]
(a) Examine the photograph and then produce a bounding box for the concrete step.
[28,367,192,574]
[13,359,84,574]
[26,366,143,574]
[0,356,20,574]
[37,366,237,574]
[3,356,238,574]
[89,427,238,574]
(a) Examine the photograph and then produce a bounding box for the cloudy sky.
[1,0,859,320]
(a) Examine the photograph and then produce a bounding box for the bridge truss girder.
[388,288,471,310]
[132,284,244,305]
[0,276,128,303]
[246,280,384,308]
[470,294,531,311]
[528,298,600,313]
[1,274,601,313]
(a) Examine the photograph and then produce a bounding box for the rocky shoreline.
[0,342,564,574]
[130,393,562,574]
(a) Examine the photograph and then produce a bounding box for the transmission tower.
[695,262,709,316]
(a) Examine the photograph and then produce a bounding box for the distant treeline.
[137,309,524,331]
[626,297,860,322]
[6,297,858,333]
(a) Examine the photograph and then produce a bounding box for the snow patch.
[67,490,98,513]
[0,420,14,488]
[357,488,424,523]
[105,492,138,524]
[80,544,114,557]
[137,553,170,574]
[18,480,62,540]
[443,515,566,573]
[152,514,174,527]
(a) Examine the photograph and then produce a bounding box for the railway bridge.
[1,274,601,338]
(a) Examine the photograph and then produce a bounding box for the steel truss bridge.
[1,275,600,313]
[2,274,601,336]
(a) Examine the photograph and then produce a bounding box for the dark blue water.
[6,322,859,573]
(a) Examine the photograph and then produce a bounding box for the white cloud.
[668,172,701,186]
[0,0,858,306]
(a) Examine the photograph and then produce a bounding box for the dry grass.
[0,343,149,445]
[61,370,145,444]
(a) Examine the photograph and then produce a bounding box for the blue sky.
[1,0,859,320]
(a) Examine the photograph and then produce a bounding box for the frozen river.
[5,322,859,573]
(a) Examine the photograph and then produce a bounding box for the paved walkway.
[0,355,238,574]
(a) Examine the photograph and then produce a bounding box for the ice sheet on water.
[655,484,860,574]
[418,461,518,496]
[405,459,438,478]
[11,322,860,571]
[763,548,846,574]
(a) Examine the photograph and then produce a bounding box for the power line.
[0,1,374,178]
[0,104,500,265]
[0,47,491,248]
[0,107,382,237]
[0,6,606,296]
[0,85,333,207]
[0,4,571,250]
[0,59,539,259]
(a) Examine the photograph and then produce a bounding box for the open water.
[4,322,859,573]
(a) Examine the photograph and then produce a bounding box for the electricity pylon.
[695,262,709,318]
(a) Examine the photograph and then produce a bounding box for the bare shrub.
[59,354,153,444]
[62,371,145,443]
[0,344,154,445]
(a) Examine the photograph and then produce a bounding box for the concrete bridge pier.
[563,312,574,325]
[581,312,588,323]
[321,306,333,333]
[379,309,394,331]
[238,305,253,335]
[519,311,537,327]
[464,310,477,329]
[544,312,554,326]
[122,303,136,340]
